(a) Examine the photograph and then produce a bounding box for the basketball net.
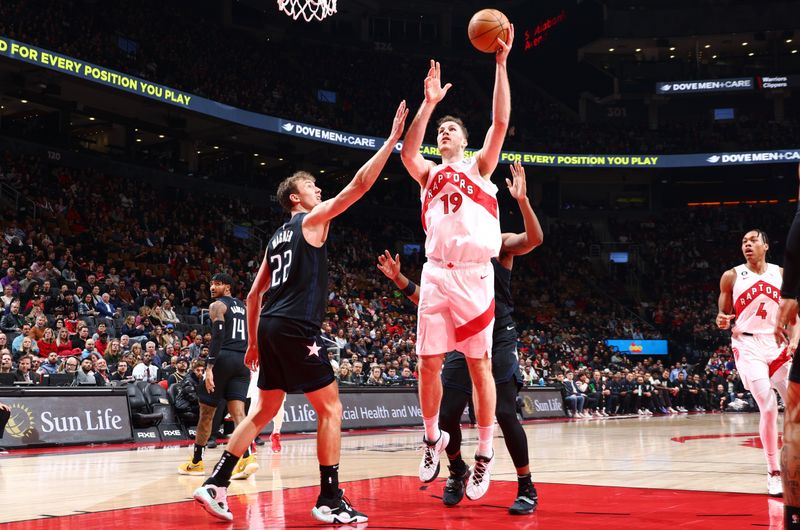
[277,0,337,22]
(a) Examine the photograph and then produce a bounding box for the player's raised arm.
[500,161,543,257]
[400,61,450,185]
[244,253,270,370]
[377,250,420,306]
[475,25,513,180]
[304,101,408,228]
[716,269,736,330]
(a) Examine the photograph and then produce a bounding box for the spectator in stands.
[38,351,61,375]
[38,328,57,358]
[111,360,130,382]
[0,352,11,374]
[0,268,17,296]
[18,270,35,295]
[121,315,146,340]
[174,361,204,416]
[13,335,37,362]
[81,338,99,360]
[711,384,729,412]
[557,372,587,418]
[132,350,158,382]
[587,370,609,416]
[95,292,116,322]
[167,358,189,385]
[384,367,402,385]
[55,328,73,356]
[78,293,98,318]
[351,361,366,385]
[632,375,655,415]
[366,365,384,386]
[1,301,25,332]
[163,324,179,348]
[688,374,708,412]
[400,367,417,386]
[187,334,203,359]
[94,358,111,385]
[104,339,122,365]
[28,315,47,342]
[669,372,690,412]
[59,356,79,375]
[14,354,34,383]
[0,285,14,310]
[76,357,96,385]
[337,364,354,385]
[71,326,90,351]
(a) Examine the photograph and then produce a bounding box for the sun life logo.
[5,403,35,439]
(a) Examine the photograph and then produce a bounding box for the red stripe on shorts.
[454,299,495,343]
[768,347,791,378]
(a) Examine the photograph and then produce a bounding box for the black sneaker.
[311,489,368,524]
[254,435,266,446]
[509,483,538,515]
[442,465,471,506]
[206,438,218,449]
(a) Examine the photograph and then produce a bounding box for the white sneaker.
[419,430,450,483]
[193,484,233,522]
[668,407,678,414]
[645,409,653,416]
[601,408,609,417]
[768,472,783,497]
[465,451,494,500]
[638,409,645,415]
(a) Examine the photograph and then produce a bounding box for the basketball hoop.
[277,0,337,22]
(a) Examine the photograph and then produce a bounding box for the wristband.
[401,281,417,298]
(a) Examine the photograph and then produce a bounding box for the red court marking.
[672,432,782,449]
[0,477,783,529]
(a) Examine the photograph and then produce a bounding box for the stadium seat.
[127,383,163,428]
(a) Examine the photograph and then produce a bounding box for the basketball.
[468,9,510,53]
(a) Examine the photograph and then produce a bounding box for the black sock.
[517,473,532,490]
[787,505,800,528]
[447,455,468,476]
[320,464,340,499]
[205,450,238,488]
[192,443,205,464]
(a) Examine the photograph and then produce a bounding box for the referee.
[775,164,800,528]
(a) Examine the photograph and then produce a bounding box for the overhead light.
[712,54,718,59]
[793,49,799,54]
[608,47,615,52]
[158,134,165,138]
[196,150,201,154]
[635,48,642,52]
[704,44,711,49]
[20,99,28,103]
[279,157,284,161]
[253,153,259,157]
[787,39,793,44]
[136,138,142,143]
[320,170,326,173]
[670,55,675,59]
[134,128,139,132]
[383,177,389,181]
[213,146,219,149]
[748,52,754,57]
[669,47,675,51]
[741,41,748,46]
[259,162,266,166]
[89,117,95,121]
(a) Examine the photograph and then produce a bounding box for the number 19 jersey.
[421,157,501,263]
[732,263,782,334]
[262,212,329,328]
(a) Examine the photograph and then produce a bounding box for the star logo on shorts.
[307,342,322,357]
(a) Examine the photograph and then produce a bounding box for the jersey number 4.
[755,302,768,320]
[270,250,293,287]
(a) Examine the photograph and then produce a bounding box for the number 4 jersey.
[421,157,501,263]
[732,263,782,333]
[262,212,328,328]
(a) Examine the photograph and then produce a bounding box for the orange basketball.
[468,9,510,53]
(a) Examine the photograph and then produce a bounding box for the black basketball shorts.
[441,322,520,394]
[257,316,335,393]
[197,349,250,406]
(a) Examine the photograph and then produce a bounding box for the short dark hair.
[276,171,315,212]
[747,228,769,245]
[436,115,469,141]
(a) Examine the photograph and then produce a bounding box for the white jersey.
[420,157,501,263]
[732,263,782,334]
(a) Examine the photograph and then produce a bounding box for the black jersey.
[218,295,248,353]
[262,212,328,327]
[492,257,514,328]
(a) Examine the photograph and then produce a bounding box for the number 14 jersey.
[732,263,782,333]
[262,212,328,328]
[421,157,501,263]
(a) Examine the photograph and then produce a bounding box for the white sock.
[423,414,441,442]
[477,424,494,457]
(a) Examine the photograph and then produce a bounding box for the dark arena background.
[0,0,799,528]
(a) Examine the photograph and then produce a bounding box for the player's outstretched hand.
[245,344,260,371]
[775,298,799,347]
[506,160,527,201]
[377,250,401,280]
[388,100,409,143]
[715,312,735,330]
[496,23,514,65]
[424,60,452,104]
[0,402,9,412]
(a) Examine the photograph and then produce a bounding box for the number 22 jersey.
[261,212,329,328]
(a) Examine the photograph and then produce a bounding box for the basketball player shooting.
[192,100,408,525]
[400,25,513,500]
[717,228,796,496]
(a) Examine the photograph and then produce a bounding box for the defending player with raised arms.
[192,101,408,525]
[400,25,513,500]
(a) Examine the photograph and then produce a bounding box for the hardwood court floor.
[0,413,785,529]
